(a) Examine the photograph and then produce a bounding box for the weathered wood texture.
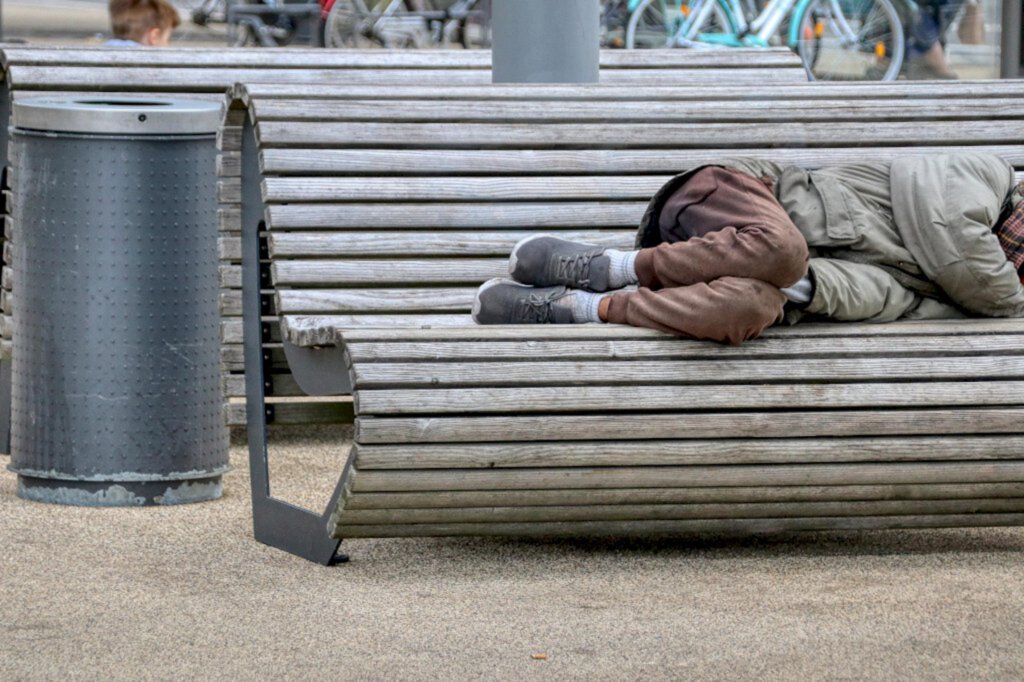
[12,66,811,89]
[323,328,1024,537]
[223,79,1024,538]
[0,46,808,425]
[0,47,805,69]
[334,514,1024,538]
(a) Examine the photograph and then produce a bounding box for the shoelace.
[511,289,564,323]
[553,250,601,287]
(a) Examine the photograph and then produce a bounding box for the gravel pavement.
[2,426,1024,680]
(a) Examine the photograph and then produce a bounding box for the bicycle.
[625,0,733,48]
[600,0,630,47]
[229,1,326,46]
[322,0,490,49]
[183,0,229,27]
[186,0,324,46]
[625,0,907,81]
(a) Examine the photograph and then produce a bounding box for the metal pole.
[1001,0,1022,78]
[491,0,599,83]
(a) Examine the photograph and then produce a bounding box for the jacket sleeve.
[806,257,962,322]
[890,154,1024,317]
[717,158,787,187]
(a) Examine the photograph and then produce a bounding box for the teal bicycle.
[623,0,907,81]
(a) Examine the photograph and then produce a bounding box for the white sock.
[604,249,639,289]
[780,275,814,304]
[569,290,607,323]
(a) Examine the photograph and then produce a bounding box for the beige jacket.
[637,154,1024,322]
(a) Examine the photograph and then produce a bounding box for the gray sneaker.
[508,235,613,292]
[472,278,578,325]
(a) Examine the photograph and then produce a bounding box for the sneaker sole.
[472,277,534,324]
[507,233,551,280]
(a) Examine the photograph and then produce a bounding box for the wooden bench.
[0,46,807,430]
[221,80,1024,426]
[225,80,1024,563]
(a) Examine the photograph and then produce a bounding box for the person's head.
[108,0,180,46]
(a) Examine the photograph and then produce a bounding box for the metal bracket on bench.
[240,114,346,565]
[281,341,352,396]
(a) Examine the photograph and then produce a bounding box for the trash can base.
[16,474,223,506]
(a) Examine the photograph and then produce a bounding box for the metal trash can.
[8,98,229,506]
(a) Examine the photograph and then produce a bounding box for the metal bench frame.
[240,114,349,564]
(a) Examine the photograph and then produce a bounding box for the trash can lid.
[12,97,222,135]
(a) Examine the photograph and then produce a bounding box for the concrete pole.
[1000,0,1022,78]
[491,0,599,83]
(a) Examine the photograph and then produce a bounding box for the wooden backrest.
[0,47,807,96]
[219,80,1024,422]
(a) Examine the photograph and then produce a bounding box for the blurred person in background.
[904,0,966,79]
[106,0,181,46]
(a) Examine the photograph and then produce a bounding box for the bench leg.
[240,114,346,565]
[244,345,347,564]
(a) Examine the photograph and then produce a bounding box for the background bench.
[0,46,806,429]
[224,80,1024,562]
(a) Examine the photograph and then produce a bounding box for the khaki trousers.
[604,166,809,344]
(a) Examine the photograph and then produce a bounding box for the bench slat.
[350,357,1024,388]
[333,513,1024,538]
[345,482,1024,509]
[260,146,1024,175]
[267,202,645,229]
[327,318,1024,341]
[269,230,634,257]
[262,176,670,202]
[240,81,1024,101]
[354,435,1024,469]
[277,288,475,314]
[266,172,1024,203]
[356,381,1024,415]
[287,315,472,335]
[349,461,1024,492]
[282,317,1024,348]
[338,497,1024,526]
[8,66,804,89]
[255,120,1024,148]
[272,259,506,286]
[252,98,1024,122]
[2,47,802,69]
[355,408,1024,444]
[344,334,1024,361]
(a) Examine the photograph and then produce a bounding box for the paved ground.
[2,426,1024,680]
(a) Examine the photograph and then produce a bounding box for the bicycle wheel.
[601,0,629,48]
[794,0,905,81]
[625,0,679,48]
[676,0,735,43]
[324,0,383,47]
[625,0,732,49]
